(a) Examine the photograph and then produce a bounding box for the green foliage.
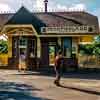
[79,35,100,55]
[93,47,100,55]
[0,40,8,54]
[79,44,94,55]
[93,35,100,55]
[93,42,100,55]
[95,35,100,43]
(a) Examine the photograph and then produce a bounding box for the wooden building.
[0,4,99,70]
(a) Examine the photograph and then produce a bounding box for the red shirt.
[55,55,62,68]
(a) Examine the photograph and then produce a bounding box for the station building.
[0,0,99,70]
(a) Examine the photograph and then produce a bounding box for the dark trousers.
[54,67,62,83]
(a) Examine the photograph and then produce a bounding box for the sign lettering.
[41,26,96,33]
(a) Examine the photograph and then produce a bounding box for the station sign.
[41,26,96,33]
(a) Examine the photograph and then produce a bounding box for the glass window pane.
[20,38,27,46]
[63,38,72,58]
[29,39,35,57]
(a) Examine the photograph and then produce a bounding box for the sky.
[0,0,100,21]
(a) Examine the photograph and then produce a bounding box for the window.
[64,48,71,57]
[63,38,72,58]
[14,39,17,48]
[19,37,27,46]
[72,47,76,54]
[13,38,17,57]
[29,39,35,57]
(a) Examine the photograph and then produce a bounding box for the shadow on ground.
[12,69,100,80]
[0,91,52,100]
[0,81,52,100]
[57,84,100,96]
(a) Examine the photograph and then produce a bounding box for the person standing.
[54,51,63,86]
[19,52,26,72]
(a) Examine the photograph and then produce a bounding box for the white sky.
[0,0,87,12]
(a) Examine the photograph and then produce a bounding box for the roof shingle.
[0,6,99,34]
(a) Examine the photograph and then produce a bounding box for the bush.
[0,40,8,54]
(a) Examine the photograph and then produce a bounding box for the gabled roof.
[0,6,99,34]
[0,13,13,27]
[6,6,46,33]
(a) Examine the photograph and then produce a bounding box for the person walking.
[54,50,63,86]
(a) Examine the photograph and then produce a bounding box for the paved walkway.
[0,70,100,100]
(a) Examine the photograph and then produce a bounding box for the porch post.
[58,37,62,48]
[37,37,41,68]
[37,37,41,58]
[72,37,78,58]
[8,35,12,58]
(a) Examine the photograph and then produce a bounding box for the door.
[19,37,27,70]
[49,45,56,66]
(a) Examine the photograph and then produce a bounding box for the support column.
[8,35,13,68]
[8,36,12,58]
[72,37,79,68]
[58,37,62,49]
[37,37,41,58]
[37,37,41,68]
[72,37,78,58]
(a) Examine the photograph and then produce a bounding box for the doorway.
[49,45,56,66]
[18,37,27,70]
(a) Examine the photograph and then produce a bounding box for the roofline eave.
[0,24,39,37]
